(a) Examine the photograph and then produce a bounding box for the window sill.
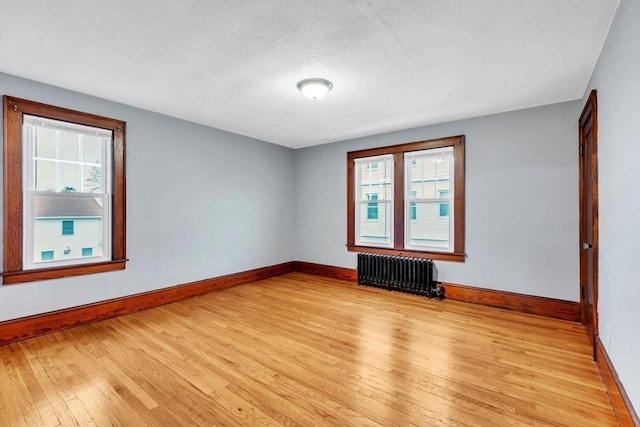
[2,259,128,285]
[347,245,465,262]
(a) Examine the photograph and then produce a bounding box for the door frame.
[579,89,599,357]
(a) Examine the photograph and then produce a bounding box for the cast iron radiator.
[357,253,444,299]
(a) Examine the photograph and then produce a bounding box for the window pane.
[367,204,378,219]
[408,149,453,200]
[366,193,378,219]
[35,160,56,191]
[358,202,391,245]
[359,157,393,200]
[59,131,80,161]
[26,117,109,195]
[62,220,74,235]
[60,162,81,191]
[436,158,451,195]
[35,128,56,159]
[407,202,450,249]
[82,136,103,164]
[439,202,449,217]
[84,165,103,193]
[32,194,104,264]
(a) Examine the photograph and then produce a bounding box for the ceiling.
[0,0,618,149]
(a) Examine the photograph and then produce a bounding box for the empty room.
[0,0,638,426]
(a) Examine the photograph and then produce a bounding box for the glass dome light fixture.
[297,78,333,100]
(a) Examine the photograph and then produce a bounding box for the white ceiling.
[0,0,618,149]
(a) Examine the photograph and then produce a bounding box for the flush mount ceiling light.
[297,78,333,100]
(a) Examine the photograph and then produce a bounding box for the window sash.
[23,118,112,194]
[21,116,114,270]
[22,192,112,270]
[404,148,454,252]
[354,154,393,248]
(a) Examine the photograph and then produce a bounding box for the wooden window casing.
[347,135,465,262]
[3,96,127,285]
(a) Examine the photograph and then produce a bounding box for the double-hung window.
[3,96,127,284]
[404,147,455,252]
[355,155,393,244]
[347,135,465,262]
[22,114,112,269]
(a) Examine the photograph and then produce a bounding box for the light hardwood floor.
[0,272,618,426]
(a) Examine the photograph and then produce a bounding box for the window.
[410,191,417,220]
[410,203,417,220]
[82,247,93,257]
[62,220,75,236]
[3,96,127,284]
[347,135,465,262]
[438,190,450,217]
[353,156,393,245]
[366,193,379,220]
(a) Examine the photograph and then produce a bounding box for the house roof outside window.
[34,195,102,218]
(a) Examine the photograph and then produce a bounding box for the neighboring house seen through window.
[347,135,465,262]
[2,96,127,284]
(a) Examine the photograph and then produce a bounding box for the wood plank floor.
[0,272,618,426]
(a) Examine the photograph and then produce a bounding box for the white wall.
[0,72,295,321]
[294,100,581,302]
[582,0,640,413]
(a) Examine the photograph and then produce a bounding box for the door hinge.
[579,144,584,156]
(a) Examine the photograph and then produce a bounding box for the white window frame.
[403,147,455,253]
[22,115,113,270]
[354,154,393,248]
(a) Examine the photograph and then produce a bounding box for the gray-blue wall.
[2,1,638,413]
[0,72,295,321]
[294,100,581,302]
[582,0,640,413]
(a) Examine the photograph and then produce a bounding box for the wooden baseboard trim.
[0,261,295,346]
[440,282,580,322]
[294,261,357,282]
[596,337,640,426]
[292,261,579,322]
